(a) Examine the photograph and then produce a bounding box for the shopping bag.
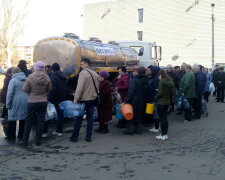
[59,100,85,117]
[45,102,57,121]
[176,96,183,109]
[182,97,190,110]
[209,82,215,93]
[115,104,123,120]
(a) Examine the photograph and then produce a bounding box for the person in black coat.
[216,67,225,102]
[175,63,186,115]
[123,67,149,135]
[147,65,161,132]
[166,64,176,113]
[192,64,206,119]
[212,65,220,97]
[1,68,13,118]
[17,60,32,77]
[43,63,67,137]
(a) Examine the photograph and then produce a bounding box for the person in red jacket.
[113,66,130,128]
[95,71,112,134]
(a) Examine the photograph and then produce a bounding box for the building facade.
[12,46,34,66]
[83,0,225,67]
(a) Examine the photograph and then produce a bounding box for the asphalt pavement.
[0,98,225,180]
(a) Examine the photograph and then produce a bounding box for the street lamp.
[211,3,215,68]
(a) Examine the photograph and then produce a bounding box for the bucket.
[120,104,133,120]
[115,104,123,120]
[146,103,154,114]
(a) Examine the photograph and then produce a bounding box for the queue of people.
[0,58,222,147]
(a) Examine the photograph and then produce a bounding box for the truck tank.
[33,36,139,79]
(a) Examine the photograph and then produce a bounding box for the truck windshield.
[129,46,144,56]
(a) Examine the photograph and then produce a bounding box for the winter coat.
[0,68,13,104]
[48,71,67,104]
[6,72,28,121]
[23,71,51,103]
[195,71,207,97]
[99,79,113,123]
[113,73,130,102]
[212,69,219,85]
[74,68,99,102]
[124,74,149,108]
[179,70,196,98]
[205,73,212,92]
[148,66,160,102]
[156,77,175,105]
[216,72,225,88]
[174,71,185,89]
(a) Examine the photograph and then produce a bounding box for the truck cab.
[117,40,162,67]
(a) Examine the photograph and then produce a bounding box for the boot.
[95,124,103,133]
[99,124,109,134]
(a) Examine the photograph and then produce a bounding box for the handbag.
[87,70,101,105]
[46,102,57,121]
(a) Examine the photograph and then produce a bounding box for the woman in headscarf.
[95,71,112,134]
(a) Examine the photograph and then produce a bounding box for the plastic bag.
[209,82,215,92]
[59,100,85,117]
[182,97,190,110]
[45,102,57,121]
[115,104,123,120]
[115,92,122,103]
[176,96,183,109]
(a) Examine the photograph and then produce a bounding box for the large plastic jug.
[120,104,133,120]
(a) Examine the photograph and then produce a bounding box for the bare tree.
[0,0,30,67]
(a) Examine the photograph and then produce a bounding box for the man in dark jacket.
[166,64,176,113]
[17,60,32,77]
[174,66,181,89]
[212,65,220,97]
[175,63,187,115]
[192,64,206,119]
[124,67,149,135]
[0,67,13,136]
[179,64,196,121]
[216,67,225,102]
[47,63,67,136]
[0,68,13,118]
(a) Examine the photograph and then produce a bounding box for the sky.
[21,0,115,46]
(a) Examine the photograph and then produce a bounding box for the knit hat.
[35,61,45,71]
[52,63,60,71]
[99,71,109,79]
[12,67,21,75]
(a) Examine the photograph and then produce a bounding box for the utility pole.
[211,3,215,68]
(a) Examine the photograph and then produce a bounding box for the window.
[130,46,144,56]
[138,8,143,23]
[137,31,143,41]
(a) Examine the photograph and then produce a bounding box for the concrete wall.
[83,0,225,67]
